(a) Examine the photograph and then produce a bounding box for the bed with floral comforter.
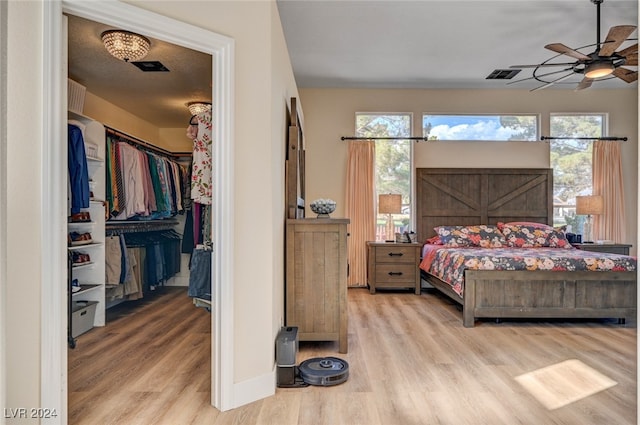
[418,223,637,327]
[421,245,637,298]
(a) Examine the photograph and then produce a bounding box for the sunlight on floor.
[515,359,617,410]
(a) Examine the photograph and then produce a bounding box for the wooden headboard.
[415,168,553,241]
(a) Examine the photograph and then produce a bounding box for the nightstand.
[572,243,632,255]
[366,241,422,294]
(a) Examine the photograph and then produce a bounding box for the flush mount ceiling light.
[101,30,150,62]
[187,101,212,116]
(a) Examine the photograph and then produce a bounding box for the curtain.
[592,140,625,242]
[345,141,376,287]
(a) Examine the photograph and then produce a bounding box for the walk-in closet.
[65,13,215,422]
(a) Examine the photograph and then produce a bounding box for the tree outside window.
[549,114,605,232]
[356,113,411,241]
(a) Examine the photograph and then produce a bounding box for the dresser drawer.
[375,245,417,264]
[374,264,417,284]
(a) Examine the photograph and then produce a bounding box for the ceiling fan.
[509,0,637,91]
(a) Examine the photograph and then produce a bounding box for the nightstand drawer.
[374,246,417,263]
[375,264,417,284]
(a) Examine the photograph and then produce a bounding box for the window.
[549,113,606,230]
[422,114,538,141]
[356,113,411,241]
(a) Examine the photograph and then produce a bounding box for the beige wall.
[116,0,301,387]
[5,0,43,414]
[3,0,299,413]
[300,88,638,249]
[83,91,193,153]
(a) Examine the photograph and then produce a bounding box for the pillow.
[501,223,572,248]
[425,235,443,245]
[497,221,551,231]
[434,225,507,248]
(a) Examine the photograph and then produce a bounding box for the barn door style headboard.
[415,168,554,241]
[285,97,305,219]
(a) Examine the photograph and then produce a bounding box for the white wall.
[3,0,299,415]
[5,0,44,414]
[300,88,638,250]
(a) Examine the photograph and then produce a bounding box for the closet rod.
[106,220,180,233]
[341,136,430,141]
[105,126,192,157]
[540,136,627,142]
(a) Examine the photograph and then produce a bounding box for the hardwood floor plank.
[68,286,636,425]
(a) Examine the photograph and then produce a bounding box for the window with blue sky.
[422,114,538,141]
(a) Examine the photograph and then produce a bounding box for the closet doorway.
[43,1,235,419]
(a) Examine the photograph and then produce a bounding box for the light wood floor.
[68,286,637,425]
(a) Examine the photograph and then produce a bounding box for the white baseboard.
[232,367,276,408]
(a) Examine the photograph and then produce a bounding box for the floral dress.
[191,111,212,205]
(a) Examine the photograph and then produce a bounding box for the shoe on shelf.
[69,232,92,245]
[69,212,91,222]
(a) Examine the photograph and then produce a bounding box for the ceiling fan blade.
[545,43,590,60]
[575,78,593,91]
[599,25,637,57]
[612,67,638,83]
[617,43,637,65]
[510,62,576,69]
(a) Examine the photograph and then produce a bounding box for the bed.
[416,168,637,327]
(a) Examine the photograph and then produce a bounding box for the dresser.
[285,219,349,353]
[367,241,422,294]
[572,243,632,255]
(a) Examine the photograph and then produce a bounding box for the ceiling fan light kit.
[507,0,637,91]
[584,61,614,79]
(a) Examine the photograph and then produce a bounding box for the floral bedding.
[420,245,637,297]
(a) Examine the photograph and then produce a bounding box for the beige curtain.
[345,141,376,287]
[592,140,625,242]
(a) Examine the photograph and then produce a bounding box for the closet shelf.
[72,284,102,297]
[68,221,96,228]
[68,242,103,251]
[71,262,95,270]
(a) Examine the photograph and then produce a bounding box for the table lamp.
[379,194,402,242]
[575,195,603,243]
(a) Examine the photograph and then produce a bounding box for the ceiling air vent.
[131,61,170,72]
[486,69,521,80]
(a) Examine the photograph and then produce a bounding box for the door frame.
[42,0,235,419]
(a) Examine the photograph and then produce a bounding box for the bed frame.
[416,168,637,327]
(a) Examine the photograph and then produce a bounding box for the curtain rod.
[541,136,627,141]
[341,136,430,141]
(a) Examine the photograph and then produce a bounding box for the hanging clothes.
[67,123,90,213]
[191,111,213,205]
[105,138,186,221]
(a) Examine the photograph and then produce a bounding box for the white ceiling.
[277,0,638,90]
[67,1,637,130]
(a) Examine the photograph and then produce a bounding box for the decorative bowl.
[310,199,336,217]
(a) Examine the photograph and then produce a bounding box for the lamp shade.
[378,194,402,214]
[576,195,604,215]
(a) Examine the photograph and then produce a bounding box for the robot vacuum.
[298,356,349,386]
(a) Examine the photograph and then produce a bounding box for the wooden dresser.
[285,218,349,353]
[366,241,422,294]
